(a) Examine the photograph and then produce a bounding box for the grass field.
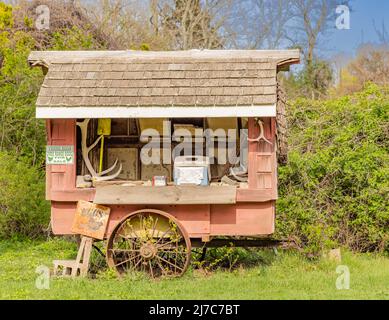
[0,239,388,300]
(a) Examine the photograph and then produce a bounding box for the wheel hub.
[140,243,157,259]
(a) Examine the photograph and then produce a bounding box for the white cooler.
[173,156,211,186]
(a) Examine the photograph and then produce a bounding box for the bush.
[0,1,109,239]
[276,84,389,255]
[0,152,49,239]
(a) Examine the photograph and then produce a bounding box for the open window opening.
[76,117,248,189]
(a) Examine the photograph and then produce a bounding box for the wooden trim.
[236,189,277,202]
[36,105,277,119]
[93,185,237,205]
[49,189,96,202]
[49,187,277,203]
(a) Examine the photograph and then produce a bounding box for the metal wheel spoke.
[129,225,142,239]
[117,234,140,247]
[155,228,174,246]
[138,215,144,237]
[158,249,186,255]
[155,259,168,275]
[158,246,182,251]
[111,248,140,253]
[123,219,141,239]
[149,261,155,278]
[155,254,184,271]
[132,256,143,270]
[151,217,159,239]
[157,238,181,249]
[114,254,139,267]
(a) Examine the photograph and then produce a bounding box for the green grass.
[0,239,388,300]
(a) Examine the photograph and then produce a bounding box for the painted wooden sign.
[71,200,111,240]
[46,145,74,165]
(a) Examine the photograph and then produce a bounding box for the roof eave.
[28,49,301,65]
[277,57,300,72]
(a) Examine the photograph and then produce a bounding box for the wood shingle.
[29,50,300,109]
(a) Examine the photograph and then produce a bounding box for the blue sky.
[326,0,389,57]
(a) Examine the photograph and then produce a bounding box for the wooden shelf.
[93,185,237,205]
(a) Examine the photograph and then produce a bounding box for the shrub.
[276,84,389,255]
[0,152,49,239]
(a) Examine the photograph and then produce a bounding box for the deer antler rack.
[76,119,122,182]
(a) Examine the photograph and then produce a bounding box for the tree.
[347,44,389,88]
[86,0,174,50]
[373,20,389,45]
[280,59,333,99]
[157,0,229,49]
[289,0,346,66]
[330,44,389,96]
[225,0,295,49]
[285,0,349,98]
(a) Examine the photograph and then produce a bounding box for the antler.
[247,119,272,145]
[76,119,122,181]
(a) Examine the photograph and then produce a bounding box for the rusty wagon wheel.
[106,209,191,278]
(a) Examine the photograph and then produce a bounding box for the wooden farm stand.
[29,50,300,277]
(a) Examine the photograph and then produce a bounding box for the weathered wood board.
[93,185,237,205]
[71,200,111,240]
[140,148,172,181]
[107,148,138,180]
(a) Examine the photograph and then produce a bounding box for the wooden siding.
[46,119,77,199]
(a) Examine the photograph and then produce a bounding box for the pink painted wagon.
[29,50,299,277]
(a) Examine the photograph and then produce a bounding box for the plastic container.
[173,156,211,186]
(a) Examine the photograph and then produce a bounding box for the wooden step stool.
[53,236,93,277]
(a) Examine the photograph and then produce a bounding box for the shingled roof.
[28,50,299,118]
